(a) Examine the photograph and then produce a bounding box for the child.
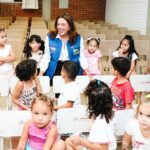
[54,61,81,110]
[12,59,42,110]
[17,94,65,150]
[0,28,15,81]
[111,57,134,110]
[122,97,150,149]
[22,34,46,75]
[65,79,117,150]
[112,35,138,79]
[85,37,102,76]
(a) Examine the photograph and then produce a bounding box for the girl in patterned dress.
[12,59,42,110]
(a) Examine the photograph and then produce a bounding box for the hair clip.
[97,80,101,87]
[87,37,100,44]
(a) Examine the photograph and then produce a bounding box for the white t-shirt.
[29,50,44,70]
[125,119,150,150]
[112,51,138,61]
[88,116,117,150]
[58,81,81,106]
[0,44,14,74]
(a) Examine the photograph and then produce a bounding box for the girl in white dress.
[122,97,150,150]
[22,34,46,75]
[0,28,15,81]
[65,79,116,150]
[112,35,138,78]
[112,35,141,103]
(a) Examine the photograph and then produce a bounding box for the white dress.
[112,51,138,61]
[58,81,81,107]
[0,44,14,78]
[125,119,150,150]
[88,116,117,150]
[29,51,44,70]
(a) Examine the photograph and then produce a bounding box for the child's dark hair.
[15,59,37,81]
[117,35,138,60]
[87,37,100,47]
[0,28,5,32]
[31,94,54,113]
[84,79,114,123]
[111,57,131,77]
[62,61,79,80]
[23,34,45,58]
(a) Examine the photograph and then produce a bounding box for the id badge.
[73,49,79,55]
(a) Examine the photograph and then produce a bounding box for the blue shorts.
[26,143,34,150]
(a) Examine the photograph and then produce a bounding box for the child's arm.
[126,60,136,79]
[126,103,132,109]
[54,101,73,110]
[98,57,102,75]
[67,136,109,150]
[122,132,131,150]
[35,76,42,95]
[17,121,30,150]
[11,81,30,110]
[43,123,58,150]
[0,48,15,63]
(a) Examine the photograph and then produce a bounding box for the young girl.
[65,79,117,150]
[22,34,46,75]
[17,94,65,150]
[54,61,81,110]
[0,28,15,80]
[112,35,138,79]
[12,59,42,110]
[112,35,141,103]
[85,37,102,76]
[122,97,150,149]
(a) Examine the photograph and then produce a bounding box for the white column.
[42,0,51,22]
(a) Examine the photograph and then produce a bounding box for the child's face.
[0,31,7,46]
[138,103,150,130]
[120,39,129,53]
[29,40,41,52]
[87,40,98,54]
[112,66,118,76]
[32,101,52,128]
[57,18,70,37]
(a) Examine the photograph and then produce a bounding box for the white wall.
[0,0,14,2]
[105,0,148,34]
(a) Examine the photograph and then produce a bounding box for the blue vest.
[45,34,82,78]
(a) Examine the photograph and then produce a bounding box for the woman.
[43,13,89,82]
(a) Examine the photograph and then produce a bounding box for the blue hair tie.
[97,80,101,87]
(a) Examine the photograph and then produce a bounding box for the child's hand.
[70,136,83,146]
[38,71,44,76]
[144,66,150,74]
[52,98,58,102]
[118,48,124,56]
[0,61,4,65]
[84,69,90,76]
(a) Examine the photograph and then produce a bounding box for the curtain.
[22,0,39,9]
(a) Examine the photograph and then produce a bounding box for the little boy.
[54,61,80,110]
[111,57,134,110]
